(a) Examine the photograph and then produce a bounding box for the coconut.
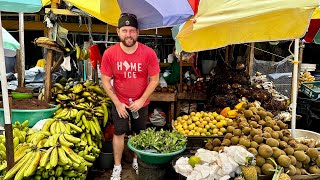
[256,155,266,167]
[226,126,235,133]
[250,141,259,149]
[288,155,297,165]
[277,155,291,167]
[285,165,296,176]
[266,138,279,147]
[224,133,233,140]
[271,131,279,139]
[306,148,319,159]
[253,135,263,144]
[248,148,258,156]
[261,163,275,175]
[279,141,288,149]
[272,147,282,159]
[231,136,240,145]
[233,129,242,136]
[244,110,254,119]
[284,147,294,155]
[258,144,273,159]
[294,151,307,162]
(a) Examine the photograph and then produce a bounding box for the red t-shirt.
[100,42,160,107]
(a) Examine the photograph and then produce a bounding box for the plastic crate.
[300,82,320,100]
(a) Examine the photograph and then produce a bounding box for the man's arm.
[101,74,129,118]
[129,73,159,112]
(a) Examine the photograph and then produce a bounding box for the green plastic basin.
[127,141,186,165]
[0,104,58,127]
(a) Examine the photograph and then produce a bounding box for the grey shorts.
[111,104,148,135]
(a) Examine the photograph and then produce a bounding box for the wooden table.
[176,92,207,116]
[149,92,177,124]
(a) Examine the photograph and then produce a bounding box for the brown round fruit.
[258,145,273,159]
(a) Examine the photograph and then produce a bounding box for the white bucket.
[301,63,316,72]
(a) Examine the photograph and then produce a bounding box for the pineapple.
[241,156,258,180]
[241,165,258,180]
[279,173,291,180]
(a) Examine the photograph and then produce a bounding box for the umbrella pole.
[18,12,25,88]
[0,12,14,169]
[291,39,300,138]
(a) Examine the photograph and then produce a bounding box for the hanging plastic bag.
[159,75,168,88]
[149,108,166,126]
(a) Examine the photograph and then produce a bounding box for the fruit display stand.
[0,79,112,179]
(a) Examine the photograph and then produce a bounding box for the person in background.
[100,13,160,180]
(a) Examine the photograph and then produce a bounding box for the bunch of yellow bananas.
[0,136,6,177]
[34,37,62,52]
[5,143,87,180]
[53,108,79,121]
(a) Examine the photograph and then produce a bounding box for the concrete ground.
[91,162,138,180]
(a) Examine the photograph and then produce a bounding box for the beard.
[121,37,137,47]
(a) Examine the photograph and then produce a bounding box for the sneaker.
[132,162,139,175]
[110,167,121,180]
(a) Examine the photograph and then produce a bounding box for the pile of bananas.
[4,143,86,180]
[0,135,6,177]
[51,80,110,127]
[75,44,90,61]
[34,37,62,52]
[300,71,316,85]
[4,118,100,179]
[40,118,102,153]
[0,120,31,179]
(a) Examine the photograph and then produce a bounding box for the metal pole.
[18,12,25,87]
[291,39,300,138]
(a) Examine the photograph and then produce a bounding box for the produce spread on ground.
[0,71,319,180]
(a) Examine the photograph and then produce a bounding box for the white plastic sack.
[149,108,166,126]
[159,75,167,88]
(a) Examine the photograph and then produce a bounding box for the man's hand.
[129,98,145,112]
[115,103,129,119]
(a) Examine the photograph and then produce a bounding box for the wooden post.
[179,52,183,93]
[16,49,24,86]
[5,96,14,169]
[18,12,25,87]
[44,0,59,103]
[225,46,229,64]
[247,42,255,76]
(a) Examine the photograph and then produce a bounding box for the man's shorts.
[111,104,148,135]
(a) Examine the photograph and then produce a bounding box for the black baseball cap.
[118,13,138,29]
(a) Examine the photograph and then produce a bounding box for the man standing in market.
[100,13,160,180]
